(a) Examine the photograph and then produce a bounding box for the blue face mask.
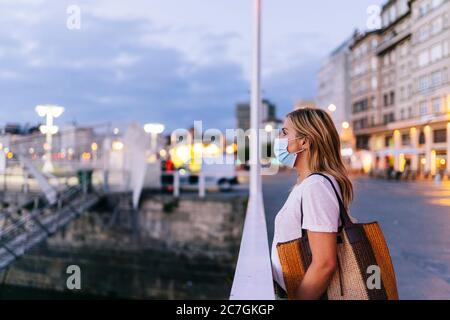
[273,137,304,168]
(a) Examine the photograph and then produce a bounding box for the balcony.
[376,28,411,56]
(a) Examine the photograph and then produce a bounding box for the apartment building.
[345,0,450,177]
[316,38,352,137]
[408,0,450,175]
[349,30,382,152]
[369,0,413,172]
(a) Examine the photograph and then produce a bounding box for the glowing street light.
[144,123,165,157]
[328,104,337,112]
[35,104,64,172]
[264,124,273,133]
[342,121,350,129]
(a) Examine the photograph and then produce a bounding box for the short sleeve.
[300,179,340,233]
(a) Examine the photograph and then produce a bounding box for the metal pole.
[250,0,262,211]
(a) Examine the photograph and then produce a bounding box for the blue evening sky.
[0,0,384,131]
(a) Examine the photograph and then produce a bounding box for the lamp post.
[35,105,64,172]
[250,0,262,213]
[144,123,165,159]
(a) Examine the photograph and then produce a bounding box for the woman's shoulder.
[301,173,337,189]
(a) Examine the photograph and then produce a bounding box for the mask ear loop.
[290,135,307,155]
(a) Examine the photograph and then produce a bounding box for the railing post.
[173,171,180,197]
[198,173,205,198]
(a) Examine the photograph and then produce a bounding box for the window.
[400,87,406,100]
[433,129,447,143]
[399,0,409,15]
[419,76,429,91]
[419,101,428,115]
[419,1,432,17]
[419,25,429,42]
[432,98,442,113]
[431,70,442,87]
[432,17,443,34]
[385,135,394,147]
[371,76,378,89]
[419,131,426,145]
[390,91,395,105]
[419,50,429,67]
[384,94,389,107]
[402,133,411,146]
[431,44,442,62]
[432,0,444,9]
[443,41,449,56]
[371,39,378,49]
[390,6,397,22]
[371,57,378,70]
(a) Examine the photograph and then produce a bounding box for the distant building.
[235,99,281,131]
[316,37,353,136]
[2,123,40,135]
[293,100,317,110]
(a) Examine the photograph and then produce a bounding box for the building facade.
[236,99,280,132]
[341,0,450,177]
[349,30,382,152]
[316,38,353,137]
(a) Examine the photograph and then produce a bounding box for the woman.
[271,108,354,300]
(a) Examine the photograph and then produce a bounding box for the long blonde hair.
[287,108,353,210]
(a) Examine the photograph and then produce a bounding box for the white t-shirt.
[270,173,347,291]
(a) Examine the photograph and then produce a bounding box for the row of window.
[352,57,377,77]
[419,97,445,115]
[352,39,379,60]
[415,12,449,44]
[385,128,447,148]
[417,67,448,92]
[382,0,409,27]
[417,40,450,67]
[414,0,447,20]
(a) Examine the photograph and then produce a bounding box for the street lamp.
[144,123,165,158]
[35,104,64,172]
[328,104,337,112]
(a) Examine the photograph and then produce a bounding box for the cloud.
[0,0,386,132]
[0,2,248,131]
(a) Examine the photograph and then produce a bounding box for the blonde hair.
[287,108,353,210]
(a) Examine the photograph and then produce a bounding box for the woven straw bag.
[276,173,398,300]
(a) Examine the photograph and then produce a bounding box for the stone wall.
[0,192,247,299]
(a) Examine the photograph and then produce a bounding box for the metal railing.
[0,185,102,270]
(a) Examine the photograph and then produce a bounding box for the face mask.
[273,137,304,168]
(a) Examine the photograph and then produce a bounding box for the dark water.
[0,285,106,300]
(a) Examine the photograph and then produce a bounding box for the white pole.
[43,112,54,173]
[198,172,205,198]
[250,0,262,211]
[173,171,180,197]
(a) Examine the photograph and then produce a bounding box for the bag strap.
[300,172,353,237]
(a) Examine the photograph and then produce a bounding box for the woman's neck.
[296,168,312,182]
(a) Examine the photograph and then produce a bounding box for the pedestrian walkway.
[263,171,450,299]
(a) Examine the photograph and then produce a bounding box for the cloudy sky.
[0,0,384,131]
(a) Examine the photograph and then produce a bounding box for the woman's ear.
[300,137,310,151]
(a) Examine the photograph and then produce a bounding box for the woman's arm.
[293,231,337,300]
